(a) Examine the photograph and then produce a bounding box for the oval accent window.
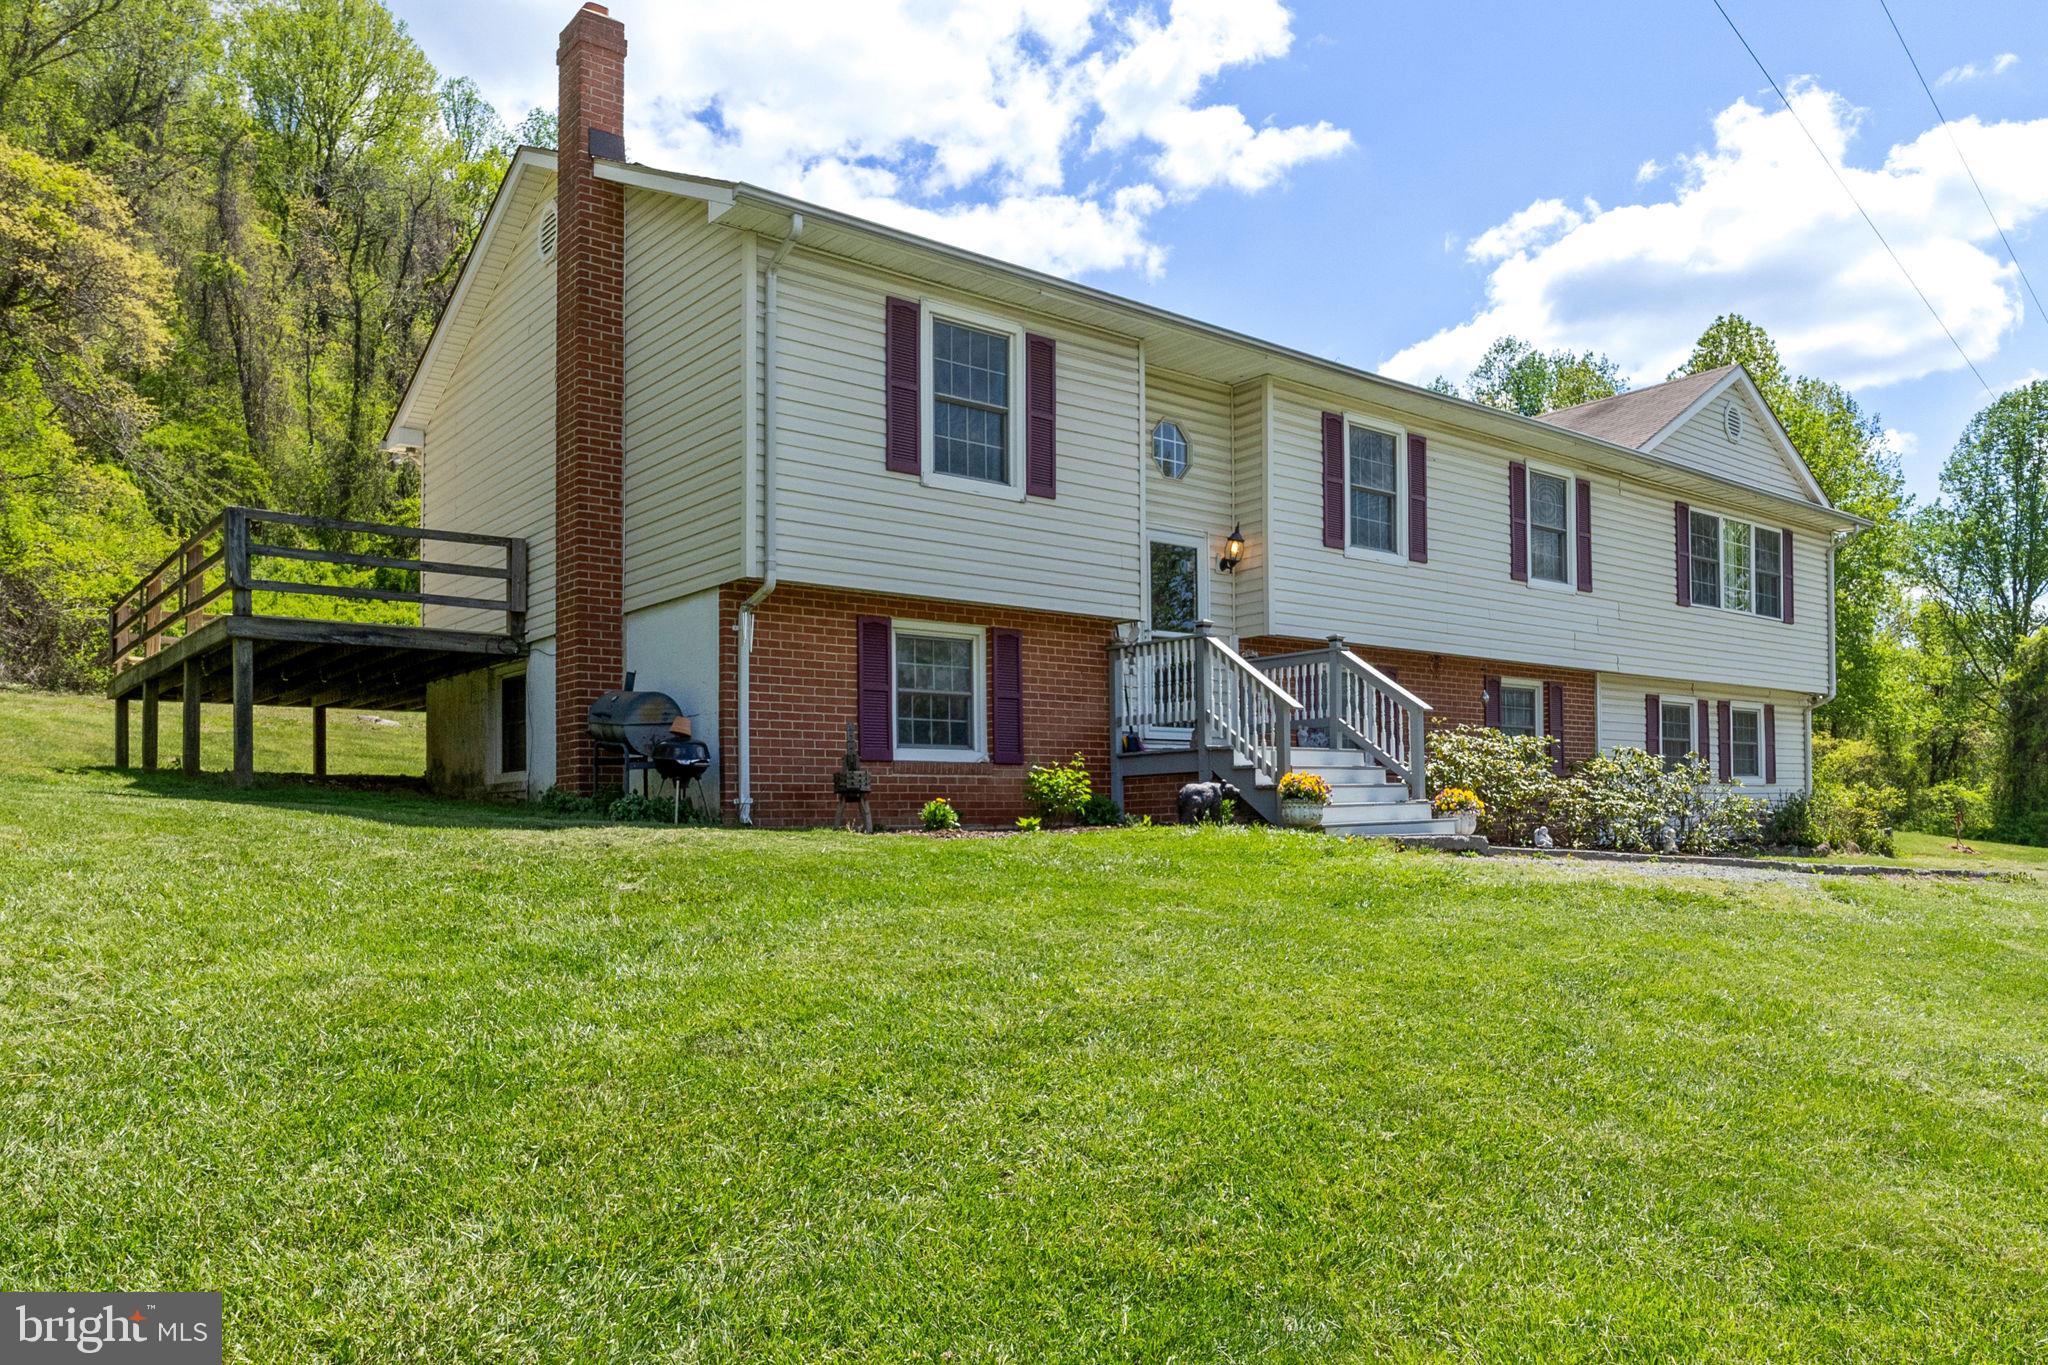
[1722,401,1742,443]
[1153,420,1190,478]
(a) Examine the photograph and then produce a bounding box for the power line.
[1707,0,1996,396]
[1874,0,2047,328]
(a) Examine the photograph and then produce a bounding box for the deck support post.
[1106,645,1124,809]
[232,635,254,788]
[1191,619,1213,784]
[114,696,130,769]
[312,705,327,778]
[140,678,160,770]
[182,659,202,774]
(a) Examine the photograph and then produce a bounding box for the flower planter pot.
[1453,811,1478,836]
[1281,799,1325,828]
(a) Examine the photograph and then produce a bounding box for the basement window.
[499,673,528,776]
[892,621,985,763]
[1497,681,1540,739]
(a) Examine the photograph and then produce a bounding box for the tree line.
[0,0,547,687]
[1434,325,2048,845]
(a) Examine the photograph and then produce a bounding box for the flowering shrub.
[920,797,960,831]
[1427,726,1560,842]
[1277,771,1332,805]
[1430,725,1763,853]
[1024,752,1092,821]
[1432,786,1485,816]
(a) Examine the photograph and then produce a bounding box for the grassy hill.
[3,688,2047,1361]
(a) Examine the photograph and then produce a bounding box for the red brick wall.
[551,3,629,794]
[1240,636,1599,765]
[719,583,1116,828]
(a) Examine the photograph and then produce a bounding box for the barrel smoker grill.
[587,674,712,820]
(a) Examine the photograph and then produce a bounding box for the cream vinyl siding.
[421,185,558,637]
[1596,675,1813,798]
[765,251,1143,620]
[1230,381,1270,639]
[1263,385,1832,694]
[1649,385,1810,502]
[622,190,747,607]
[1145,367,1237,636]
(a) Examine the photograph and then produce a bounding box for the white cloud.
[1635,158,1663,184]
[1937,52,2019,86]
[450,0,1350,279]
[1883,427,1920,457]
[1384,82,2048,392]
[1464,198,1592,263]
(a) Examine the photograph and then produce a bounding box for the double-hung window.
[893,622,985,762]
[1348,422,1400,555]
[1528,470,1570,584]
[1498,681,1540,738]
[1689,510,1784,620]
[930,317,1012,487]
[1730,706,1762,779]
[1659,700,1696,765]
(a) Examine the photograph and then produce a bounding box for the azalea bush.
[1278,771,1332,805]
[1426,726,1559,843]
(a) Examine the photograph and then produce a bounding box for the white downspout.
[736,212,803,825]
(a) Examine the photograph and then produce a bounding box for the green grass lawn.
[1821,829,2048,875]
[4,688,2048,1361]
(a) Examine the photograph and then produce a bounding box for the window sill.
[1341,545,1407,565]
[920,469,1025,502]
[890,749,989,766]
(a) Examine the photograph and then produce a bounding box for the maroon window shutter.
[1674,502,1691,607]
[1764,703,1778,785]
[857,615,893,761]
[1482,675,1502,729]
[1508,462,1529,582]
[1321,412,1344,548]
[1025,333,1056,498]
[1645,693,1660,751]
[991,629,1023,765]
[1575,478,1593,592]
[884,297,920,474]
[1782,530,1795,623]
[1696,699,1710,762]
[1407,434,1428,562]
[1545,680,1566,774]
[1716,700,1733,781]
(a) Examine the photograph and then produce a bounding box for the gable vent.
[1722,400,1742,443]
[538,202,559,263]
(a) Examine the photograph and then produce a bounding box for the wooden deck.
[106,507,526,785]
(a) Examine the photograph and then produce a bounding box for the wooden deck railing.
[107,506,528,672]
[1250,637,1432,798]
[1110,622,1300,791]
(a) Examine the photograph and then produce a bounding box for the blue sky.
[396,0,2046,502]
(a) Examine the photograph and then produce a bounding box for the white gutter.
[735,212,804,826]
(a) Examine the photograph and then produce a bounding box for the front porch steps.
[1287,746,1461,838]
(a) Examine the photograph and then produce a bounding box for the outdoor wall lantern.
[1219,524,1245,574]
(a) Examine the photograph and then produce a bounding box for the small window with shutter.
[916,302,1033,500]
[1496,680,1540,738]
[890,620,987,763]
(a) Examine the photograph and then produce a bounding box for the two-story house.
[388,4,1862,833]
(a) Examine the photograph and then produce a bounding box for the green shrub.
[1762,794,1816,848]
[1548,747,1764,854]
[1077,793,1122,826]
[1014,815,1043,832]
[1810,782,1900,857]
[1909,781,1991,841]
[1427,725,1561,843]
[920,797,960,831]
[1024,753,1092,822]
[605,793,665,823]
[535,786,597,817]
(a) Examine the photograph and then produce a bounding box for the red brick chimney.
[554,2,627,793]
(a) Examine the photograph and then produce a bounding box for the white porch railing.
[1249,636,1431,798]
[1109,622,1300,791]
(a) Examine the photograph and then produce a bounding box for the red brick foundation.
[720,582,1117,828]
[1239,635,1599,765]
